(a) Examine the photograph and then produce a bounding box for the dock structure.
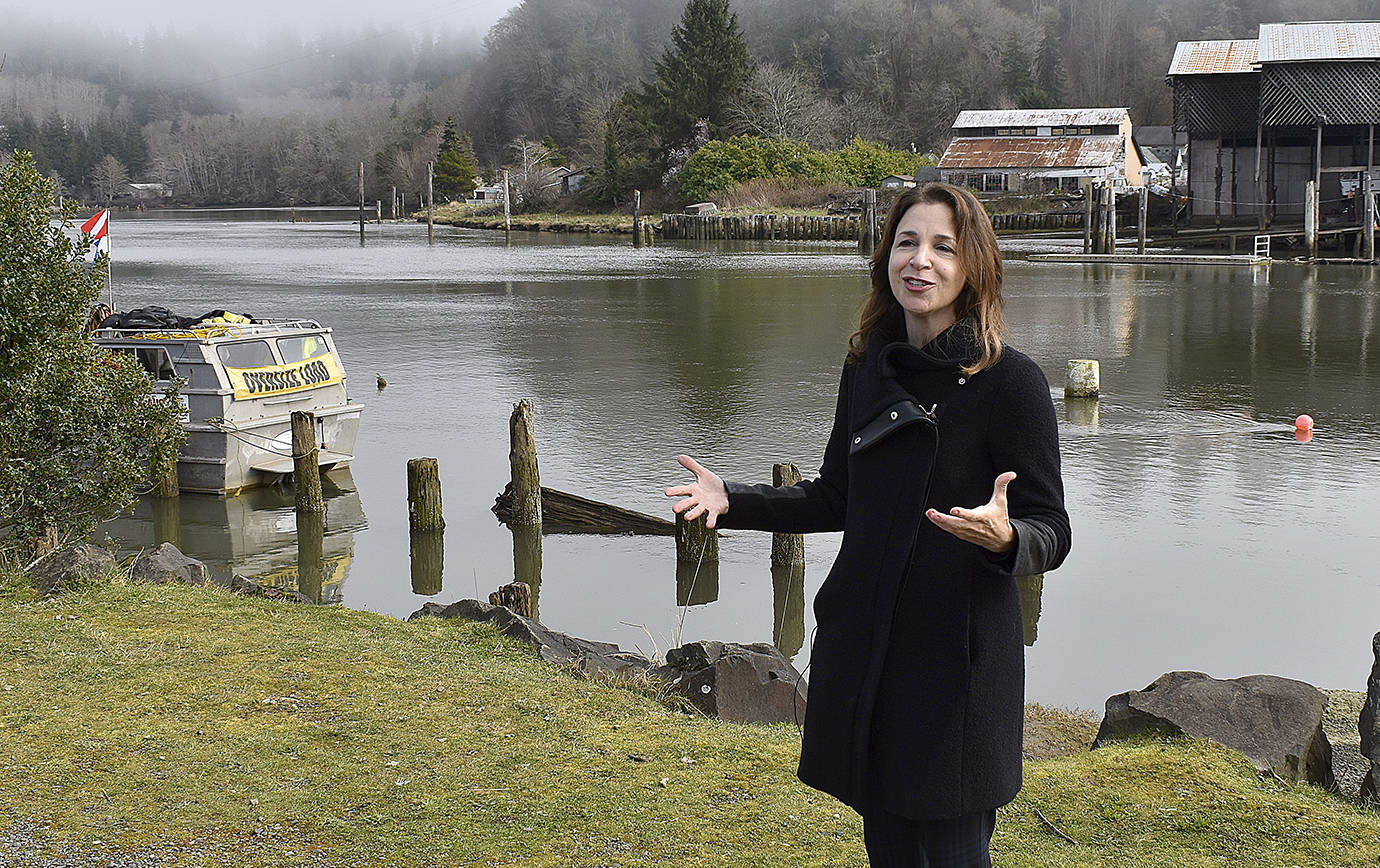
[1168,21,1380,261]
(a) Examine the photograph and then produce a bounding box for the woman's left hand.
[926,471,1017,553]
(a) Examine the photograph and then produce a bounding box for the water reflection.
[1064,397,1100,427]
[676,559,720,607]
[771,563,806,658]
[410,530,445,596]
[102,468,366,602]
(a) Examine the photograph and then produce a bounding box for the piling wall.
[659,211,1082,240]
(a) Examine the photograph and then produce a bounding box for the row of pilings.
[660,210,1085,242]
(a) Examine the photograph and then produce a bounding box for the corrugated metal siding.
[937,136,1122,169]
[1173,74,1261,136]
[1258,22,1380,62]
[1168,39,1259,75]
[950,108,1128,128]
[1260,62,1380,124]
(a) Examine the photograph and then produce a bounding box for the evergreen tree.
[640,0,755,149]
[433,116,478,201]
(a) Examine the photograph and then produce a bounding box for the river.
[97,208,1380,712]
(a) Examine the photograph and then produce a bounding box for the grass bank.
[2,565,1379,866]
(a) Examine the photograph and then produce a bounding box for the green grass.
[2,564,1378,866]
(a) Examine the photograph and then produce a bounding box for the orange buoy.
[1295,414,1314,432]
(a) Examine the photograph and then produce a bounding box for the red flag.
[80,208,109,240]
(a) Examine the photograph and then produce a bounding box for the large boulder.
[25,544,116,596]
[1359,633,1380,799]
[130,543,208,586]
[1094,671,1334,787]
[410,599,650,678]
[654,641,808,726]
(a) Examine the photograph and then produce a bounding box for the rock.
[1359,633,1380,799]
[409,599,650,678]
[230,575,314,604]
[130,543,209,586]
[25,544,115,595]
[654,641,808,726]
[1094,671,1334,787]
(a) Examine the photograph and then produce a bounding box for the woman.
[665,182,1070,867]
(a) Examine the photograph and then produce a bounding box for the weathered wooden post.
[508,399,541,529]
[770,463,804,569]
[407,457,445,532]
[291,410,323,513]
[511,525,542,618]
[1105,184,1117,253]
[426,162,434,246]
[676,511,718,564]
[502,169,512,235]
[151,438,179,498]
[1083,181,1094,254]
[357,162,366,246]
[489,582,532,618]
[633,189,642,249]
[1138,184,1148,255]
[860,188,877,254]
[1065,360,1100,398]
[1365,171,1375,263]
[1305,179,1318,260]
[410,529,444,596]
[375,200,382,224]
[391,185,397,220]
[296,507,325,604]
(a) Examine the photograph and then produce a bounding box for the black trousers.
[861,808,995,868]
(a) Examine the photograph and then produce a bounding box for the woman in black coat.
[666,182,1071,867]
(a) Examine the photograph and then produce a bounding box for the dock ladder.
[1253,235,1271,262]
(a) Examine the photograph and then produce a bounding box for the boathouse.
[937,108,1145,193]
[1168,21,1380,225]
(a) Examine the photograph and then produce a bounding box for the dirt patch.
[1023,703,1100,760]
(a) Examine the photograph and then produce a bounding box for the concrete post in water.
[1305,180,1318,260]
[358,162,366,246]
[291,410,324,513]
[860,188,877,254]
[407,457,445,532]
[633,189,642,249]
[508,400,541,529]
[426,162,434,245]
[1065,360,1100,399]
[770,463,804,568]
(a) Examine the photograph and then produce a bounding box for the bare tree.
[726,63,836,144]
[392,125,444,192]
[90,154,128,202]
[507,137,560,208]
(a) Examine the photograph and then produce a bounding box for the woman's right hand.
[664,454,729,528]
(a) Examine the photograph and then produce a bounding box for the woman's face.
[887,200,966,345]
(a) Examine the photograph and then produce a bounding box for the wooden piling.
[489,581,532,618]
[1305,180,1318,260]
[860,189,877,254]
[1138,185,1148,255]
[1366,171,1376,262]
[357,162,366,246]
[1083,182,1093,254]
[770,463,805,568]
[502,170,512,235]
[508,400,541,529]
[291,410,323,513]
[375,200,382,224]
[426,161,434,245]
[633,189,642,249]
[675,512,718,564]
[152,493,180,549]
[407,457,445,532]
[151,427,179,498]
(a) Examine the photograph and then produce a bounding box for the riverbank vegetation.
[4,562,1380,867]
[5,0,1374,210]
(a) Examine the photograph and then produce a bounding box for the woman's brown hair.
[847,181,1007,374]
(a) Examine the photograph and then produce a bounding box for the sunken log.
[492,483,675,536]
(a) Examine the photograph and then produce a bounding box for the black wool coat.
[719,319,1071,821]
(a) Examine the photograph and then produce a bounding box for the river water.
[98,209,1380,711]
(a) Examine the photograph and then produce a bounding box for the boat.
[92,311,363,495]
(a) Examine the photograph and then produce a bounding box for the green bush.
[0,151,185,551]
[679,135,932,202]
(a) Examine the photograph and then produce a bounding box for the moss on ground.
[2,565,1378,867]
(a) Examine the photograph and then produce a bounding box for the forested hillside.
[5,0,1379,206]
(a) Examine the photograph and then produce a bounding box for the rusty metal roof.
[1258,21,1380,62]
[1167,39,1259,75]
[937,136,1123,170]
[951,108,1129,128]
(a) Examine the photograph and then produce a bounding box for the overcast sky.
[2,0,521,37]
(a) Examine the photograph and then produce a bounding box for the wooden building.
[937,108,1144,193]
[1168,21,1380,225]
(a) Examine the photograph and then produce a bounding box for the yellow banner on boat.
[225,352,343,400]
